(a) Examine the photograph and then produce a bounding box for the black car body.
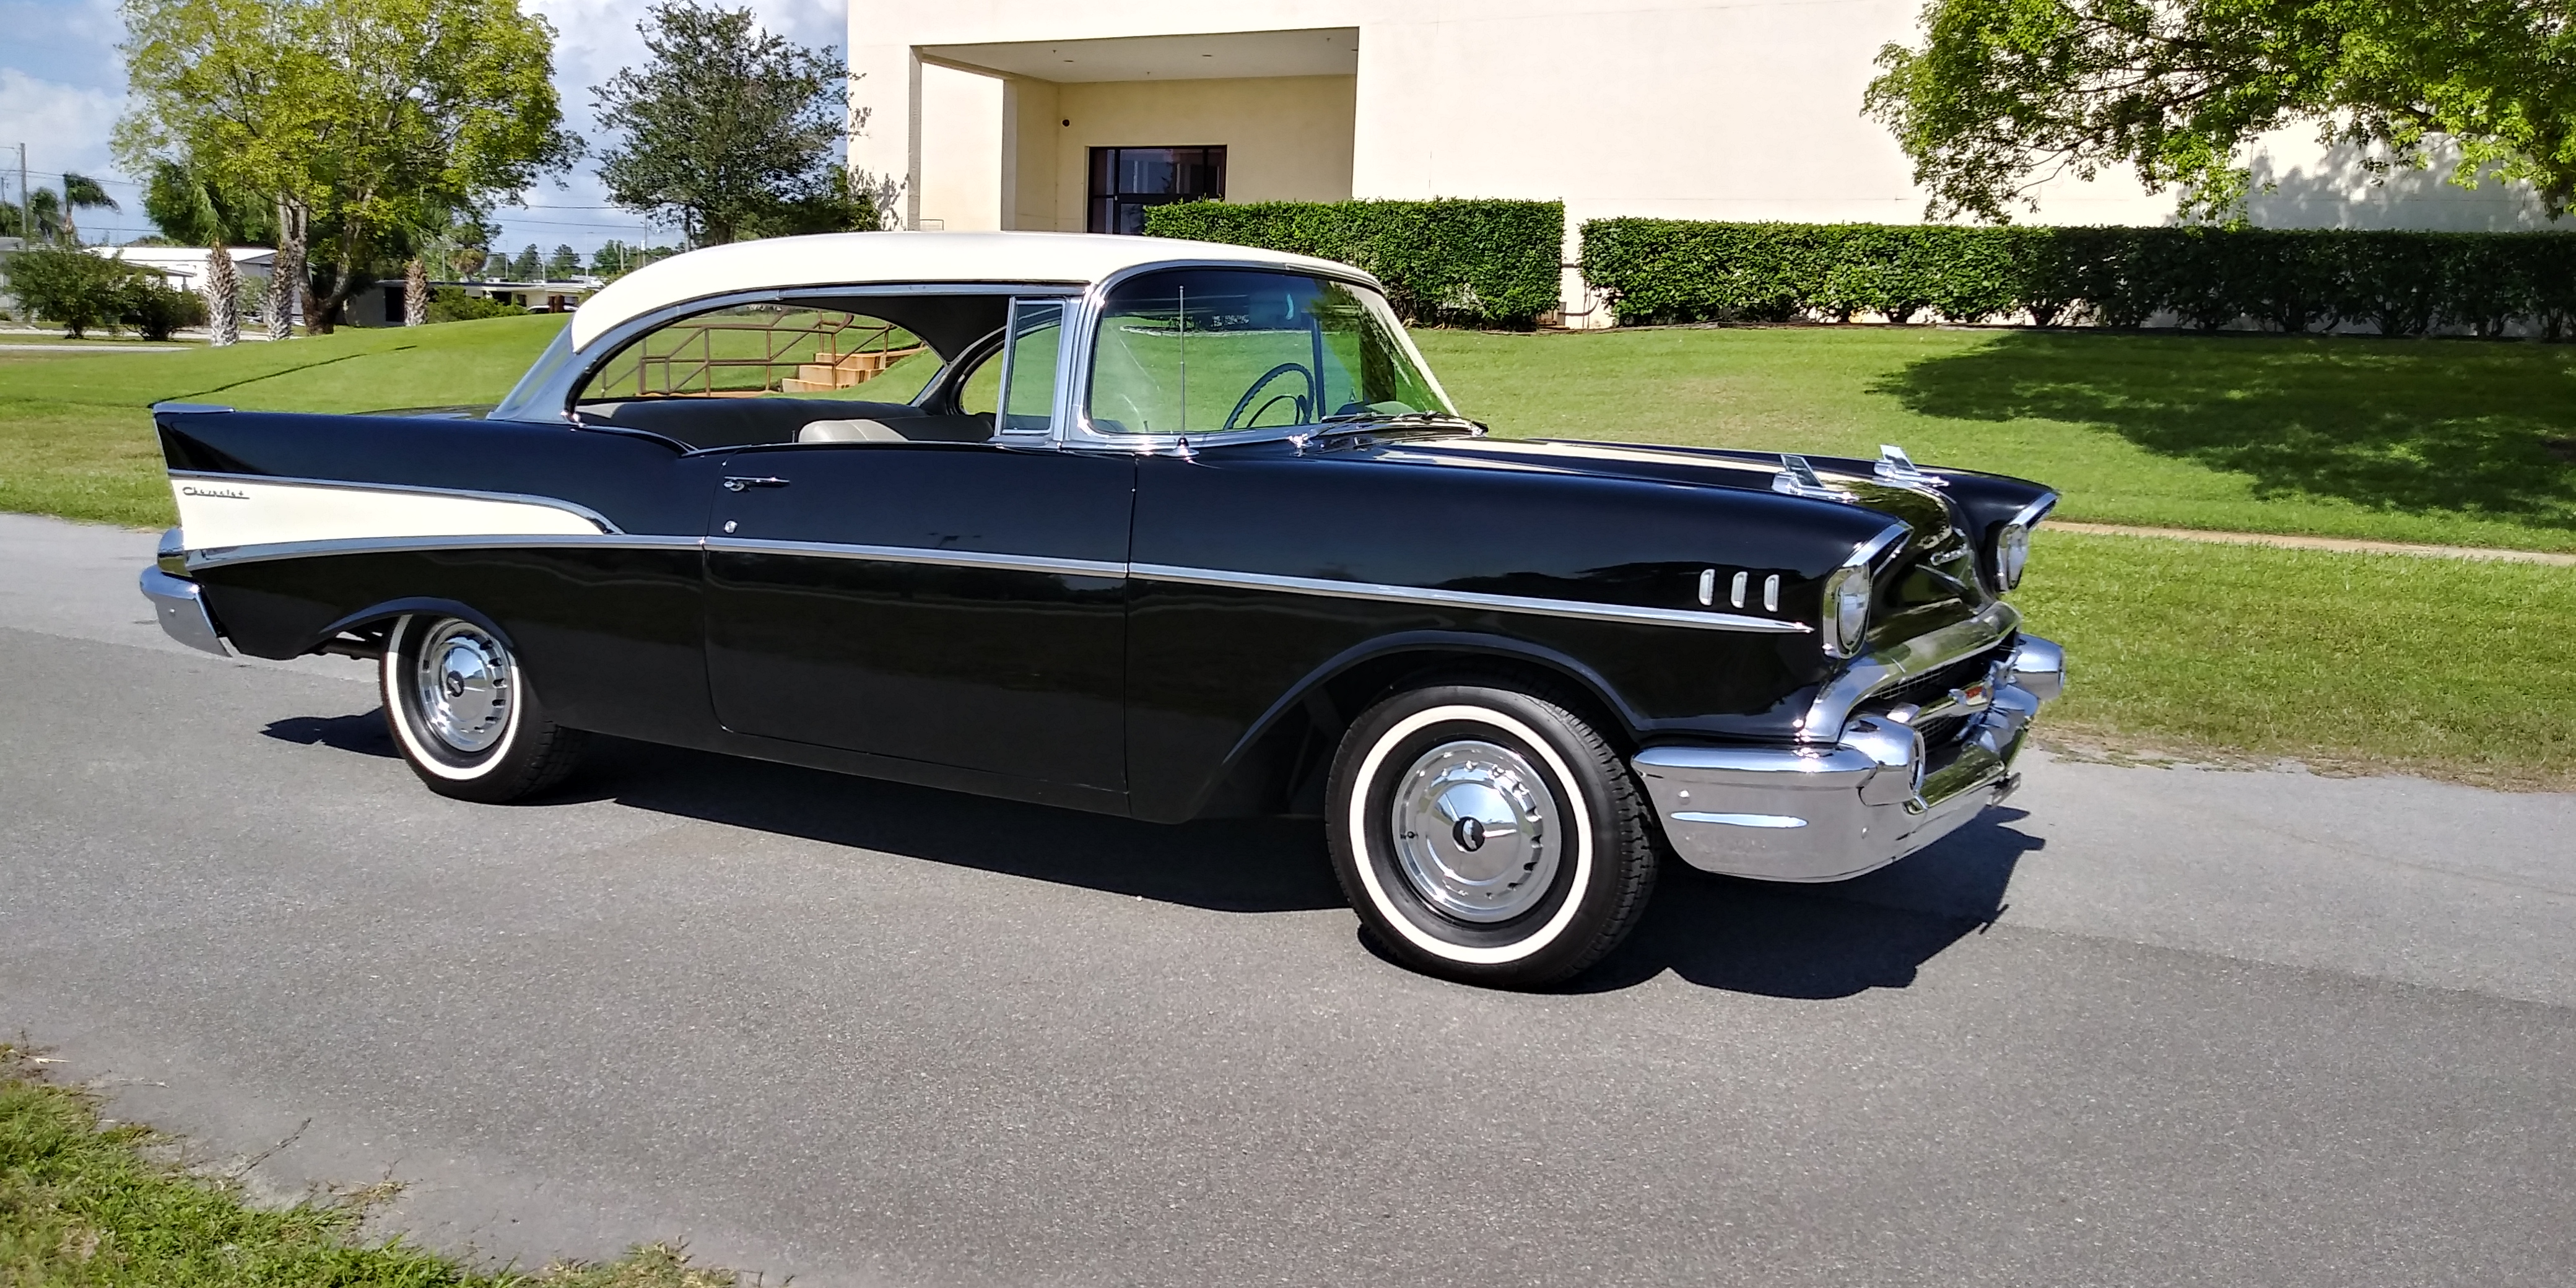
[142,232,2065,985]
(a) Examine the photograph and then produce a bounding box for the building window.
[1087,146,1226,234]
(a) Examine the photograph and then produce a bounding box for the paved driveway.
[4,513,2573,1286]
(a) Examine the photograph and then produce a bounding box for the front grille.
[1865,640,2016,749]
[1875,642,2013,711]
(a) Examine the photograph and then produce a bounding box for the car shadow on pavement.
[1568,809,2045,998]
[262,711,398,757]
[263,712,2044,993]
[593,739,1347,913]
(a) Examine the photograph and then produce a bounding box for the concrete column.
[846,38,920,228]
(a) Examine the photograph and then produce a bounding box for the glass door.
[1087,146,1227,233]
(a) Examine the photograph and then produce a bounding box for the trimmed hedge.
[1578,220,2576,337]
[1142,198,1563,327]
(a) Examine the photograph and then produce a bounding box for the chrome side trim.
[1131,563,1816,633]
[1673,812,1808,829]
[707,537,1126,580]
[175,529,1824,634]
[186,533,704,570]
[1801,599,2022,742]
[150,401,237,415]
[139,567,232,657]
[168,471,625,535]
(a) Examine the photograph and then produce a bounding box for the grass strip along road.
[0,1046,737,1287]
[1,317,2565,788]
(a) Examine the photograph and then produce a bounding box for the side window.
[997,299,1065,435]
[575,304,935,407]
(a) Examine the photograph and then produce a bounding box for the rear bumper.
[139,566,232,658]
[1634,635,2062,882]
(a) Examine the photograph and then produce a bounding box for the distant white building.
[854,1,2570,308]
[95,245,276,294]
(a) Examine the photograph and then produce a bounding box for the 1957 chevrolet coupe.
[140,232,2064,987]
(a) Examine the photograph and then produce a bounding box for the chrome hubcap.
[1390,739,1559,924]
[413,620,511,754]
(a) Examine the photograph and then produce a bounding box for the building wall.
[917,63,1006,230]
[1045,76,1357,231]
[852,0,2568,243]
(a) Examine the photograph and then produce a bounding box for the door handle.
[722,476,791,492]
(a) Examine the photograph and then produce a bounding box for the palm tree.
[22,173,123,245]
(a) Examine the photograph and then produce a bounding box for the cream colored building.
[852,0,2567,307]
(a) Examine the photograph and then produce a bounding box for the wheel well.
[1190,646,1637,820]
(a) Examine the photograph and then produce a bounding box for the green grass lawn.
[0,314,565,526]
[2015,531,2573,790]
[1421,326,2576,553]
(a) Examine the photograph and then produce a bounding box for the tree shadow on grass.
[1872,330,2576,533]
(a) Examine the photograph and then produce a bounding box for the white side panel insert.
[173,477,609,551]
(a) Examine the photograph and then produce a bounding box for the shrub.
[425,285,524,323]
[1578,219,2576,337]
[125,276,208,341]
[1142,198,1564,327]
[3,245,140,337]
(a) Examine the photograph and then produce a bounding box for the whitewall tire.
[1326,684,1658,988]
[381,613,588,803]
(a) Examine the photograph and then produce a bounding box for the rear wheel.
[381,613,587,803]
[1326,684,1658,988]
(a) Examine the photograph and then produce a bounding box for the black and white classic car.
[141,232,2065,987]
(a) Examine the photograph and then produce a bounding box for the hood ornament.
[1772,454,1846,501]
[1875,443,1946,487]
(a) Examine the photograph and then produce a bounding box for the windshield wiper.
[1314,410,1486,431]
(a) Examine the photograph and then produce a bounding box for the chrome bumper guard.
[1635,634,2064,883]
[139,564,232,658]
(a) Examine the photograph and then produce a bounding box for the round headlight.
[1996,522,2031,590]
[1824,565,1872,658]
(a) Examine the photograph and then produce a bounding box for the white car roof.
[568,230,1373,351]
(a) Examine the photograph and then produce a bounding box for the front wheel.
[381,613,588,803]
[1326,684,1658,988]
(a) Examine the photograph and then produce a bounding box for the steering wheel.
[1224,362,1317,431]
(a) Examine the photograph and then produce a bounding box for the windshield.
[1087,269,1454,437]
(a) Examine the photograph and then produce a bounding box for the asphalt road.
[5,511,2574,1287]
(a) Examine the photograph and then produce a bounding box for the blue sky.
[0,0,846,258]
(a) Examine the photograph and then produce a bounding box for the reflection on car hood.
[1383,435,1992,638]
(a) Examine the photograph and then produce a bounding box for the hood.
[1383,435,1994,643]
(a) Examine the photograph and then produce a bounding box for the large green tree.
[118,0,325,339]
[141,159,273,342]
[118,0,577,335]
[591,0,886,245]
[1865,0,2576,224]
[295,0,578,327]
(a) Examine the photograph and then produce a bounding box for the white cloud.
[0,66,146,238]
[0,0,855,254]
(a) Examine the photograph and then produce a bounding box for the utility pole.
[15,144,27,242]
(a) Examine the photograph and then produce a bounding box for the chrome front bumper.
[139,565,232,658]
[1634,635,2063,883]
